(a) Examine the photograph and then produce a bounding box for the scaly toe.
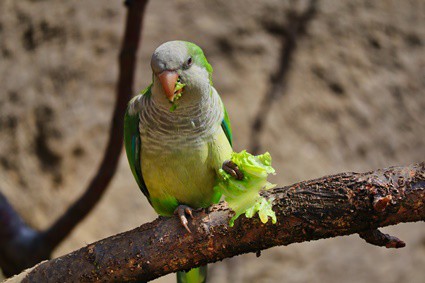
[222,160,244,180]
[174,205,195,233]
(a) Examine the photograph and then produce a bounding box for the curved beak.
[158,71,179,102]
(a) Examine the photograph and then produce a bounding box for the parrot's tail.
[177,265,207,283]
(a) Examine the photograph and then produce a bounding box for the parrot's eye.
[184,57,193,69]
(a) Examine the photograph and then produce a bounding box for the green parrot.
[124,41,242,283]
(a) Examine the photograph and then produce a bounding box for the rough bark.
[5,162,424,282]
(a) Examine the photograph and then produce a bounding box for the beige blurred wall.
[0,0,424,282]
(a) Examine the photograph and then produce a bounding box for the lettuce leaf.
[169,80,186,112]
[214,150,277,227]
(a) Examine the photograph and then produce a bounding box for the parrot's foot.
[222,160,244,180]
[174,205,195,233]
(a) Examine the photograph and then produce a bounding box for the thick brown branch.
[6,162,424,282]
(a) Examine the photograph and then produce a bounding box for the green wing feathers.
[124,87,151,201]
[221,104,233,147]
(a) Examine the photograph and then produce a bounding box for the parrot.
[124,41,242,283]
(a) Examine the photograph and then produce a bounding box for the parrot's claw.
[174,205,195,233]
[222,160,244,180]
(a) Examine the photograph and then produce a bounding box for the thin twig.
[42,0,148,250]
[359,229,406,248]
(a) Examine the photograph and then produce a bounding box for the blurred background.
[0,0,424,282]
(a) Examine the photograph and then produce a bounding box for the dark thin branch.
[6,162,424,282]
[0,192,29,242]
[0,0,148,276]
[249,1,318,154]
[0,192,43,275]
[42,0,148,250]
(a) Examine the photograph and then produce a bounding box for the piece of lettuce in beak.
[174,80,185,92]
[214,150,277,227]
[169,80,186,112]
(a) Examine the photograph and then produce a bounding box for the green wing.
[221,103,233,147]
[124,86,151,201]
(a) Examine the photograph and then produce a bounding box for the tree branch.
[6,162,424,282]
[0,192,42,275]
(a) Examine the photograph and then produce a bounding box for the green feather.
[124,85,151,201]
[221,106,233,146]
[177,266,207,283]
[184,41,214,84]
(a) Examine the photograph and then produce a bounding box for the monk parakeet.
[124,41,242,283]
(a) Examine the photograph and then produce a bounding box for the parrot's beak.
[158,71,179,102]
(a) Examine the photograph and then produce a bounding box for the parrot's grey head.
[150,41,213,106]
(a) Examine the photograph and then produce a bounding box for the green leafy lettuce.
[214,150,277,226]
[169,79,186,112]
